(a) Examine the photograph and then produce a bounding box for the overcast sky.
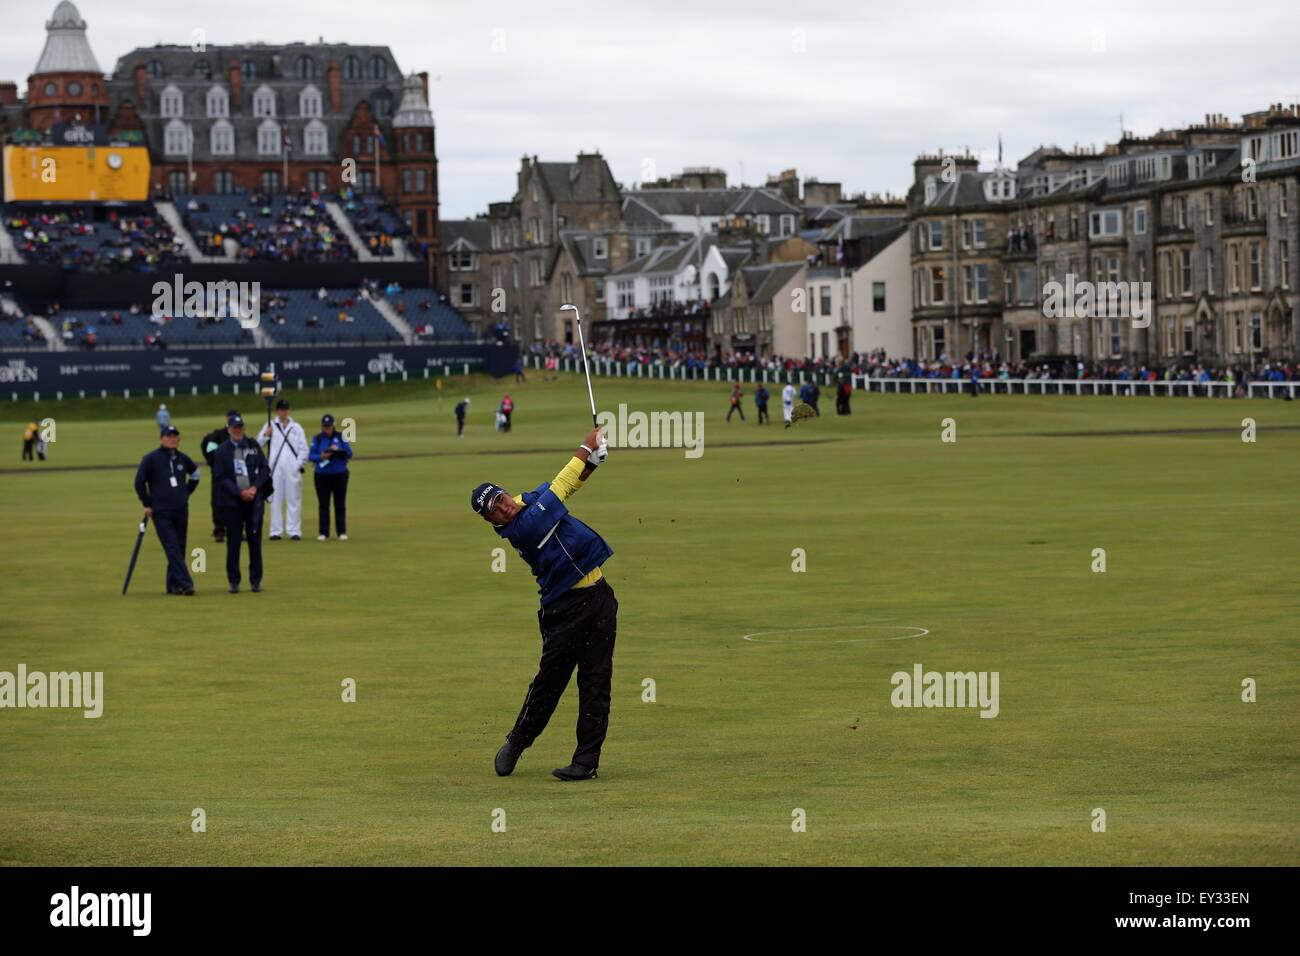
[2,0,1298,218]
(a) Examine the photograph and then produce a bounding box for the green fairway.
[1,374,1297,865]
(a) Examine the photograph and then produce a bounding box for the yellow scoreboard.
[3,145,151,203]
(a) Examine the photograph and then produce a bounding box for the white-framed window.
[923,176,937,204]
[779,214,795,237]
[1230,244,1241,292]
[1281,241,1291,289]
[1205,249,1215,294]
[450,248,476,271]
[1134,204,1147,235]
[1246,188,1260,220]
[1250,311,1262,351]
[1182,317,1194,355]
[616,280,634,310]
[650,276,672,305]
[928,221,943,250]
[206,85,229,118]
[634,237,651,258]
[457,283,477,308]
[253,85,276,118]
[1089,209,1122,238]
[303,119,327,156]
[1181,249,1193,296]
[159,84,184,118]
[972,219,986,248]
[298,85,322,118]
[592,237,608,259]
[257,119,282,156]
[163,119,190,157]
[1161,252,1174,299]
[210,119,234,155]
[595,279,605,303]
[756,214,771,235]
[1249,242,1262,290]
[930,266,946,304]
[963,263,988,303]
[1175,195,1188,228]
[1204,193,1214,226]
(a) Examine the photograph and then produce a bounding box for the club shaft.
[575,311,598,426]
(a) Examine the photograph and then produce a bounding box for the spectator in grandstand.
[133,425,200,595]
[309,414,352,541]
[782,382,796,426]
[500,393,515,432]
[156,404,171,435]
[726,382,746,422]
[213,413,271,592]
[755,383,770,424]
[455,397,470,437]
[260,399,309,542]
[201,411,239,543]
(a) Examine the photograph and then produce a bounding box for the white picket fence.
[526,355,1296,399]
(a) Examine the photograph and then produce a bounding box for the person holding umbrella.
[132,425,200,595]
[309,414,353,541]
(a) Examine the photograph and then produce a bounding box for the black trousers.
[456,415,464,435]
[22,439,33,461]
[726,402,745,421]
[757,404,768,423]
[153,508,194,592]
[510,578,618,769]
[315,471,349,536]
[222,500,263,587]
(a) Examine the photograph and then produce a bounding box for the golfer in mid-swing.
[472,426,616,781]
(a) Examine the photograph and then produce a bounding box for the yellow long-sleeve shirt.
[513,456,603,590]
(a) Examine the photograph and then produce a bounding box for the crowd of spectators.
[182,190,354,263]
[3,205,186,272]
[525,338,1296,388]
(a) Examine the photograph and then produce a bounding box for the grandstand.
[335,191,412,258]
[178,192,354,263]
[1,202,188,272]
[45,305,254,349]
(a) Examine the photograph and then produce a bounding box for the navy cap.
[225,408,240,418]
[321,414,335,426]
[471,482,506,515]
[162,425,180,436]
[276,398,290,410]
[227,413,245,428]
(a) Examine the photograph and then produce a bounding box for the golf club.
[121,513,149,595]
[560,303,598,427]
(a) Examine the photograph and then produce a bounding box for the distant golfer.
[755,383,770,424]
[782,382,796,426]
[726,382,745,422]
[455,397,470,437]
[472,426,616,782]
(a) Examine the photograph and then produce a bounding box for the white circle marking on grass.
[742,624,930,645]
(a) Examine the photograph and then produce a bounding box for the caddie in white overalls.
[260,398,309,540]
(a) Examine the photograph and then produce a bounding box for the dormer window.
[159,85,184,118]
[299,85,322,118]
[253,85,276,118]
[924,175,937,204]
[206,85,229,118]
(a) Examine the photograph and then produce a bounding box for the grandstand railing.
[524,354,1296,399]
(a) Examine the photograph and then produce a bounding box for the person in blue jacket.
[309,413,352,541]
[134,425,201,595]
[471,426,616,782]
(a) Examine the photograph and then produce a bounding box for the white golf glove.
[590,437,608,466]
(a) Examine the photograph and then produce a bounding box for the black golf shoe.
[551,763,598,781]
[494,737,526,776]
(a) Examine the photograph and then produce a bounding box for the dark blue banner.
[0,343,517,397]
